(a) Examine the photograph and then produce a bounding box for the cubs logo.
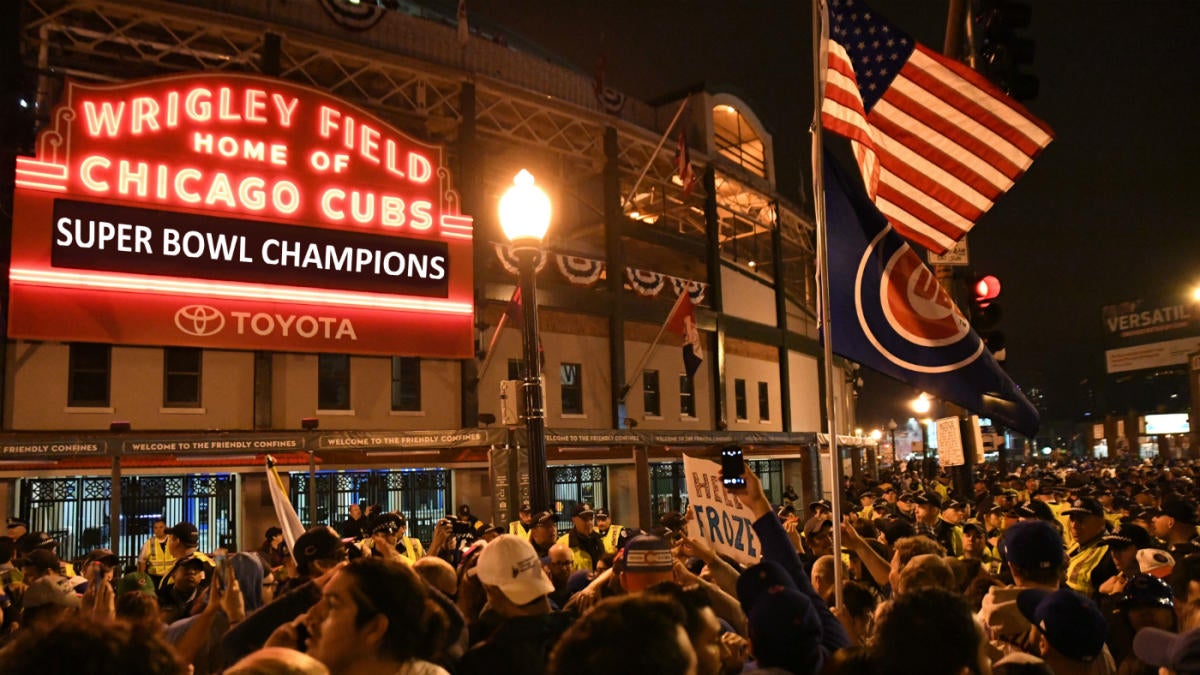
[854,227,983,374]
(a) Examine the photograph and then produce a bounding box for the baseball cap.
[116,571,157,597]
[595,507,611,519]
[737,559,798,612]
[1017,588,1107,662]
[1001,520,1064,571]
[370,512,403,536]
[22,576,80,609]
[519,502,532,514]
[1138,549,1176,579]
[914,493,942,508]
[1103,523,1154,550]
[961,520,985,535]
[475,535,554,605]
[623,535,673,573]
[897,492,916,503]
[293,526,347,575]
[168,521,200,547]
[531,510,557,527]
[15,531,57,554]
[1134,627,1200,674]
[6,517,28,530]
[571,503,595,519]
[745,586,823,672]
[1062,498,1105,519]
[809,499,832,513]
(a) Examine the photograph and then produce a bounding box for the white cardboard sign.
[683,454,761,566]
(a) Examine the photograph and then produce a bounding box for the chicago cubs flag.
[822,150,1038,436]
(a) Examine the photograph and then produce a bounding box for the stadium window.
[163,347,202,407]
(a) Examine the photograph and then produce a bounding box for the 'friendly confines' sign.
[10,74,474,357]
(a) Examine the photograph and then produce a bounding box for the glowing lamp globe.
[911,393,932,415]
[499,169,551,245]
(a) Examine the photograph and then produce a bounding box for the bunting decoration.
[626,268,666,296]
[555,254,605,286]
[493,242,548,275]
[670,277,707,304]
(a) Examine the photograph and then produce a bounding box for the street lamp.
[911,392,932,415]
[499,169,551,513]
[886,418,898,466]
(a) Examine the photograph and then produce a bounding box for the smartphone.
[721,446,746,488]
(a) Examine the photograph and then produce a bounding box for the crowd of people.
[3,455,1200,674]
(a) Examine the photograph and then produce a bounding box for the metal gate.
[548,464,608,535]
[290,469,449,545]
[649,459,783,525]
[19,474,237,572]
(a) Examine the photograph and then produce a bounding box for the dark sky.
[469,1,1200,429]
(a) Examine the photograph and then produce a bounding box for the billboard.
[11,74,474,357]
[1103,298,1200,374]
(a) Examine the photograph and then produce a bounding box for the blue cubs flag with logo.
[822,149,1039,436]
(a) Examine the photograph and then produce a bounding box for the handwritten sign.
[936,417,965,466]
[683,454,761,566]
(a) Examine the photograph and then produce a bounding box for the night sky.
[468,1,1200,429]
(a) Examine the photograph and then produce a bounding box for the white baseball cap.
[474,534,555,605]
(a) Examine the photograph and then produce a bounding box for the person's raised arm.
[840,518,890,589]
[725,460,850,651]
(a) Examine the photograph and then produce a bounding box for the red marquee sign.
[10,74,474,357]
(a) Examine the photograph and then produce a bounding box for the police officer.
[394,513,426,564]
[1064,497,1115,599]
[594,507,624,554]
[137,518,175,587]
[557,503,605,572]
[508,503,534,537]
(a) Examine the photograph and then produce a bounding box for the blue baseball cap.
[1001,520,1064,571]
[1017,589,1107,662]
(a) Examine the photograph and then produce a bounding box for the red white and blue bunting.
[671,276,707,304]
[555,254,605,286]
[494,243,706,302]
[626,267,667,296]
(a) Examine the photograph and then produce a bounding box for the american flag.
[821,0,1053,254]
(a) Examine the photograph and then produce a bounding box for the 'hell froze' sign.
[10,74,474,356]
[683,454,761,566]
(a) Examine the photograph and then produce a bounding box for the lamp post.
[499,169,551,512]
[911,393,934,479]
[886,418,898,467]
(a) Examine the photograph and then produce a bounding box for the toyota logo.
[174,305,226,337]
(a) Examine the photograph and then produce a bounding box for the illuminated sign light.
[10,267,472,315]
[10,74,475,357]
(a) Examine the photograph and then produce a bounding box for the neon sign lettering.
[11,74,475,357]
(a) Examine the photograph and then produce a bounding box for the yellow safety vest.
[146,537,175,577]
[398,536,425,564]
[1066,538,1109,596]
[556,533,597,573]
[509,520,532,537]
[598,525,624,554]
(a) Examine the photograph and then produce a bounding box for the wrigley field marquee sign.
[11,74,474,356]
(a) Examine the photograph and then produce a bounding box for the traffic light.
[971,0,1039,101]
[969,274,1006,357]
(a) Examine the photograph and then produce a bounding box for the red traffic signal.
[973,275,1002,306]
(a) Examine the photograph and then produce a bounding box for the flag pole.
[620,98,690,212]
[811,0,846,611]
[618,290,687,402]
[476,287,517,386]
